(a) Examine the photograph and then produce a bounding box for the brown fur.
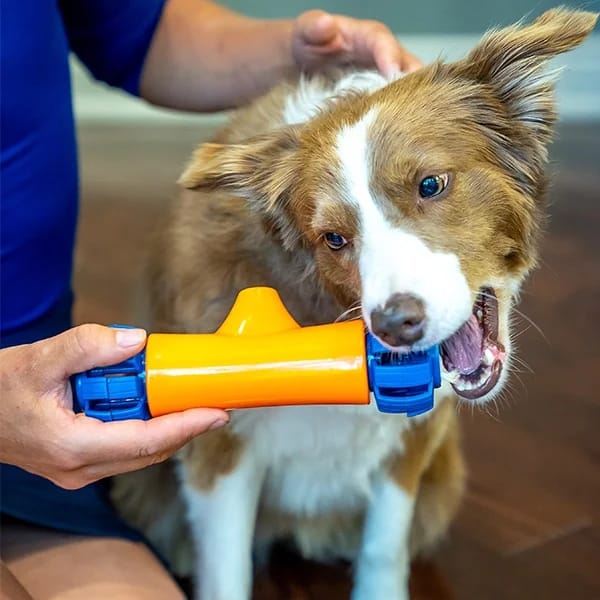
[180,427,245,491]
[111,7,597,592]
[390,399,466,556]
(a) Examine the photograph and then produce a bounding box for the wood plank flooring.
[74,122,600,599]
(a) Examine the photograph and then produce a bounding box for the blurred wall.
[71,1,600,123]
[220,0,600,33]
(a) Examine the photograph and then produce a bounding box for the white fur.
[352,478,415,600]
[234,403,409,518]
[180,403,413,598]
[500,63,562,129]
[283,70,392,125]
[179,450,265,600]
[335,111,473,350]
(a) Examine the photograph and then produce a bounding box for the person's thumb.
[297,10,337,46]
[36,323,147,382]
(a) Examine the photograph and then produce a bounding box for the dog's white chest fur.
[232,403,409,516]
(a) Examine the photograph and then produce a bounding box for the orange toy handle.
[146,322,369,414]
[145,288,370,415]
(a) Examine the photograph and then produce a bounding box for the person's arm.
[140,0,422,111]
[0,325,228,489]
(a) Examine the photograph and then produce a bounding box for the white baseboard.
[72,33,600,125]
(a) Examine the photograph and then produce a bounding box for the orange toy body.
[146,287,370,415]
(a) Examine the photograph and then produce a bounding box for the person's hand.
[291,10,423,78]
[0,324,229,489]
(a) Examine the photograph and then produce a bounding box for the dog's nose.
[370,293,426,347]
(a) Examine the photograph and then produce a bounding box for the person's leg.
[1,560,34,600]
[0,521,186,600]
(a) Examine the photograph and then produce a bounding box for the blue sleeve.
[60,0,168,96]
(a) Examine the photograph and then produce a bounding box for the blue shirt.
[0,0,167,540]
[1,0,166,334]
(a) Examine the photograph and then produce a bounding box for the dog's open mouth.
[440,288,506,400]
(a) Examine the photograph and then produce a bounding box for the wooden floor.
[74,121,600,600]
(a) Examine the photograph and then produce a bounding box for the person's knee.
[1,561,34,600]
[2,524,185,600]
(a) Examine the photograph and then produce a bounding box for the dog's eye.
[419,174,449,199]
[324,232,348,250]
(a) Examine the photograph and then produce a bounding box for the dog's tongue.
[443,315,483,374]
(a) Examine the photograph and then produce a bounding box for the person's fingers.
[49,408,229,489]
[296,10,338,46]
[373,42,423,78]
[372,39,403,78]
[18,407,228,489]
[54,409,229,489]
[398,48,423,73]
[33,324,147,384]
[294,12,423,77]
[358,25,422,77]
[72,407,228,466]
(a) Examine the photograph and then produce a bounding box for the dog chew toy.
[72,287,441,421]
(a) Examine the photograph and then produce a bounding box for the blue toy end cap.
[71,325,150,421]
[366,334,441,416]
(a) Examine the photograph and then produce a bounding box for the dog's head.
[179,9,597,404]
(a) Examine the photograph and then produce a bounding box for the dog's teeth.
[442,370,460,384]
[476,309,484,322]
[484,348,494,365]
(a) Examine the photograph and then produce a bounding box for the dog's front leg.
[179,444,265,600]
[352,475,415,600]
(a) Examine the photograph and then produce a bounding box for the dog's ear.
[178,127,299,200]
[178,127,302,248]
[457,8,597,194]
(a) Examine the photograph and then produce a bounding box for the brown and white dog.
[112,9,597,599]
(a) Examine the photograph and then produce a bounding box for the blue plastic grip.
[71,326,150,421]
[366,334,441,416]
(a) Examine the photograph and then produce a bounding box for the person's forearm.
[140,0,297,112]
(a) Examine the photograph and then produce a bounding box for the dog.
[111,9,597,599]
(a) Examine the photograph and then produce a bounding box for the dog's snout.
[370,293,426,347]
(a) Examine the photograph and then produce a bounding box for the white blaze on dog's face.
[334,109,472,351]
[178,9,598,404]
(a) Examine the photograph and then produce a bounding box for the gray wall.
[221,0,600,34]
[71,0,599,123]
